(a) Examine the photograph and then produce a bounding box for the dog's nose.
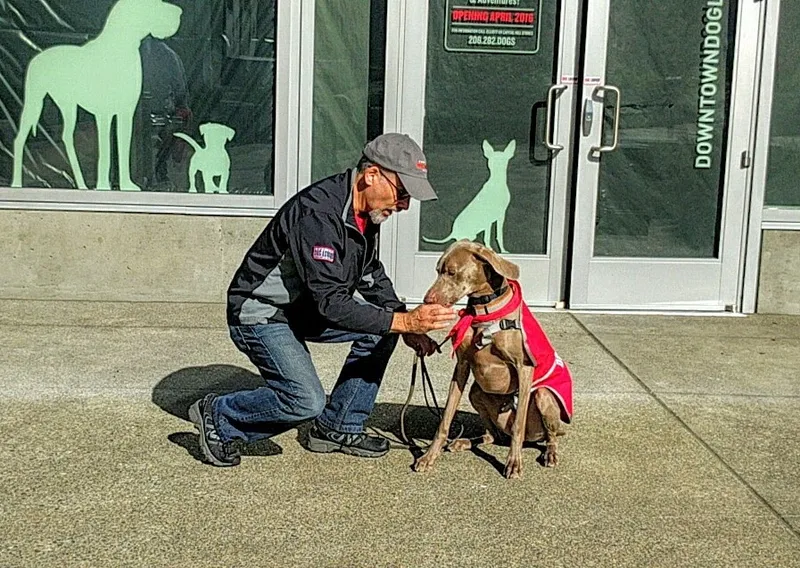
[423,291,436,304]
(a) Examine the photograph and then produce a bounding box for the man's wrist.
[390,312,409,334]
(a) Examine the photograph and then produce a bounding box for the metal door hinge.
[741,151,752,169]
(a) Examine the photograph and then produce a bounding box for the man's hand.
[402,333,440,357]
[391,304,456,335]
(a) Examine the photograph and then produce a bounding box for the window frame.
[0,0,302,217]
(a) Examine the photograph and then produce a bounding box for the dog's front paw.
[543,444,559,468]
[413,450,441,473]
[504,454,523,479]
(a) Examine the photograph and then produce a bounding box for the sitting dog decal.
[174,123,236,194]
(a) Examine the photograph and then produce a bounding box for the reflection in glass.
[419,0,557,255]
[765,0,800,208]
[594,0,737,257]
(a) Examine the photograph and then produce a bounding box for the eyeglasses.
[379,169,410,203]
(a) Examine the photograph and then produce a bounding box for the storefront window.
[765,0,800,208]
[592,0,737,258]
[311,0,385,181]
[0,0,276,195]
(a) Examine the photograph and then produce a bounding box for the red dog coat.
[447,280,573,423]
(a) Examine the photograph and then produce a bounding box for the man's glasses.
[379,169,410,203]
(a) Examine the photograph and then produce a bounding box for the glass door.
[569,0,758,310]
[386,0,581,305]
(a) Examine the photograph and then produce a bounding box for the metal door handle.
[590,85,621,154]
[544,84,567,151]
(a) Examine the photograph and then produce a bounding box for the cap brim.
[398,173,437,201]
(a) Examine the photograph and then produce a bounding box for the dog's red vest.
[447,280,573,423]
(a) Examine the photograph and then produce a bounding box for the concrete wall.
[3,211,800,315]
[757,230,800,315]
[0,210,268,303]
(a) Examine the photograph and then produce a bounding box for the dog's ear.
[435,239,469,271]
[482,139,494,159]
[464,241,519,280]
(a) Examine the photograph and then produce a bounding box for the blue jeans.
[214,322,399,443]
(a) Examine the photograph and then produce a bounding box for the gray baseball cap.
[363,133,438,201]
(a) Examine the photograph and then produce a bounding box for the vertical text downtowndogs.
[415,240,573,479]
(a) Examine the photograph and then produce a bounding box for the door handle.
[544,84,567,151]
[590,85,621,154]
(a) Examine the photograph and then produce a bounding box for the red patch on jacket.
[312,245,335,263]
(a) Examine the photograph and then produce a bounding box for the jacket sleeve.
[288,213,396,335]
[357,255,407,313]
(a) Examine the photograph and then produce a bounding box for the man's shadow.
[153,364,284,460]
[153,364,515,473]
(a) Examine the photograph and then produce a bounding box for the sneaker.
[188,394,241,467]
[306,421,390,458]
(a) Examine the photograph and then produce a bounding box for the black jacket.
[227,170,406,335]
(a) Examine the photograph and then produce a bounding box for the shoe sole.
[188,400,238,467]
[306,435,389,458]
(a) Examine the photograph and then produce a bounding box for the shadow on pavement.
[153,364,522,473]
[152,364,263,421]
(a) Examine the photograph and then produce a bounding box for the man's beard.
[369,209,390,224]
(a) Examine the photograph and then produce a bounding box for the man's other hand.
[402,333,440,357]
[391,304,456,335]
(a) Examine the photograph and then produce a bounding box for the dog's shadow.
[153,364,545,473]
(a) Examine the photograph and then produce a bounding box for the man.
[189,133,455,466]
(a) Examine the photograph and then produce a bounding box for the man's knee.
[290,384,327,421]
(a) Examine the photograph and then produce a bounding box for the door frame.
[380,0,583,306]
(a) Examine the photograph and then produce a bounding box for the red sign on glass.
[445,0,542,54]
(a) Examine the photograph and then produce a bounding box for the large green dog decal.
[12,0,183,191]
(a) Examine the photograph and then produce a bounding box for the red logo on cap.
[416,160,427,172]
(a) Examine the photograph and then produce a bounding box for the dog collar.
[447,281,522,354]
[467,285,508,309]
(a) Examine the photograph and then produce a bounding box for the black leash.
[398,342,464,450]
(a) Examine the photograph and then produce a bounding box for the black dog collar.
[468,285,509,308]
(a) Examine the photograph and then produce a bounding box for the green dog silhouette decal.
[423,139,516,253]
[12,0,183,191]
[174,123,236,193]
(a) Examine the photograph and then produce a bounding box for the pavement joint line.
[573,330,798,341]
[1,323,221,330]
[569,313,800,540]
[0,298,225,307]
[649,392,800,401]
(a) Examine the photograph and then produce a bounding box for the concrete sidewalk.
[1,299,799,567]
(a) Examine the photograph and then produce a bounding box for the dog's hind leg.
[13,66,49,187]
[59,105,87,189]
[201,171,217,193]
[187,163,198,192]
[533,387,562,467]
[12,103,41,188]
[448,382,504,453]
[95,114,112,190]
[218,168,230,194]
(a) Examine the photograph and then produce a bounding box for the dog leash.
[398,338,464,450]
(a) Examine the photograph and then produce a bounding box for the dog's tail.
[173,132,203,153]
[421,235,455,244]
